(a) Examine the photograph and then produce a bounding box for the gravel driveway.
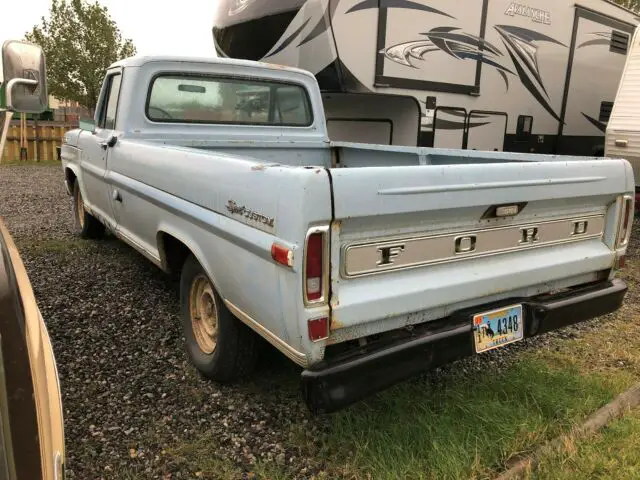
[0,165,326,479]
[0,164,637,479]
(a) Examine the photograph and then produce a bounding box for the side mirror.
[79,118,95,133]
[1,40,48,114]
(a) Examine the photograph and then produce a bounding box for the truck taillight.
[304,227,328,305]
[616,195,634,249]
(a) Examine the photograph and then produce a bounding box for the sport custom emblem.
[226,200,275,228]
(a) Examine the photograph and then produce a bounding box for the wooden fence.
[1,118,78,163]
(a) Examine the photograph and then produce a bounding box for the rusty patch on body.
[330,316,344,330]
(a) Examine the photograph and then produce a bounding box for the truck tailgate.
[328,159,633,340]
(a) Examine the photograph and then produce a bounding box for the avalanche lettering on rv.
[504,2,551,25]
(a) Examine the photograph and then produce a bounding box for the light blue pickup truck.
[62,55,634,413]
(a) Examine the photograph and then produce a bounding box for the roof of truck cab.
[108,55,315,77]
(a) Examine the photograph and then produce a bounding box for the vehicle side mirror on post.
[79,118,96,133]
[1,40,48,114]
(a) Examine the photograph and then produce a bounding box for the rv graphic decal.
[380,27,515,92]
[265,0,457,59]
[266,18,313,58]
[494,25,566,123]
[581,113,607,133]
[227,0,255,16]
[346,0,454,18]
[381,24,566,123]
[381,27,513,72]
[578,32,612,49]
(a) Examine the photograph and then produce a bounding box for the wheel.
[72,182,105,239]
[180,254,258,382]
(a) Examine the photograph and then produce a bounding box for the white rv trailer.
[213,0,638,155]
[606,24,640,203]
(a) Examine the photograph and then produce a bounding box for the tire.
[72,182,105,239]
[180,254,258,382]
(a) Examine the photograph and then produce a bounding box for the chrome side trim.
[107,171,274,263]
[615,195,634,249]
[113,229,163,268]
[377,176,607,195]
[224,300,309,368]
[343,215,606,278]
[303,225,330,307]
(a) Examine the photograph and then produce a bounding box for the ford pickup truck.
[61,55,634,414]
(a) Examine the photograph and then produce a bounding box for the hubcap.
[76,188,85,228]
[189,274,218,354]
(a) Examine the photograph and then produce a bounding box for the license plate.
[473,305,524,353]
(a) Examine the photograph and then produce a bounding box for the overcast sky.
[4,0,219,57]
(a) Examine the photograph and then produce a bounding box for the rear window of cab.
[146,74,313,127]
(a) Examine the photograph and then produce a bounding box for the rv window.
[516,115,533,142]
[146,74,313,126]
[610,31,630,55]
[599,101,614,123]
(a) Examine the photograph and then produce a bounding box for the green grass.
[170,431,293,480]
[530,408,640,480]
[321,360,629,480]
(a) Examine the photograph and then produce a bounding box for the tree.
[614,0,640,12]
[25,0,136,114]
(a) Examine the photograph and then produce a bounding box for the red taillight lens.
[271,243,293,267]
[305,231,324,303]
[308,317,329,342]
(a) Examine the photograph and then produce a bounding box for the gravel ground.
[0,164,637,479]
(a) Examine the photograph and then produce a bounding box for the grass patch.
[530,408,640,479]
[322,359,626,480]
[170,440,241,479]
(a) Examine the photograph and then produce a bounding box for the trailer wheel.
[73,182,105,239]
[180,254,258,382]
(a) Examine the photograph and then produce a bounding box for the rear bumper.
[301,279,627,414]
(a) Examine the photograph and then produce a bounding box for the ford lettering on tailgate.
[343,215,605,277]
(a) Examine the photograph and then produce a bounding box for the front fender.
[61,146,82,196]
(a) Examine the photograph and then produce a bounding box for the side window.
[97,73,122,130]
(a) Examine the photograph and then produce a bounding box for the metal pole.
[0,111,14,164]
[34,117,39,162]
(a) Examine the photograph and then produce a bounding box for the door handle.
[112,189,122,203]
[615,139,629,147]
[100,135,118,150]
